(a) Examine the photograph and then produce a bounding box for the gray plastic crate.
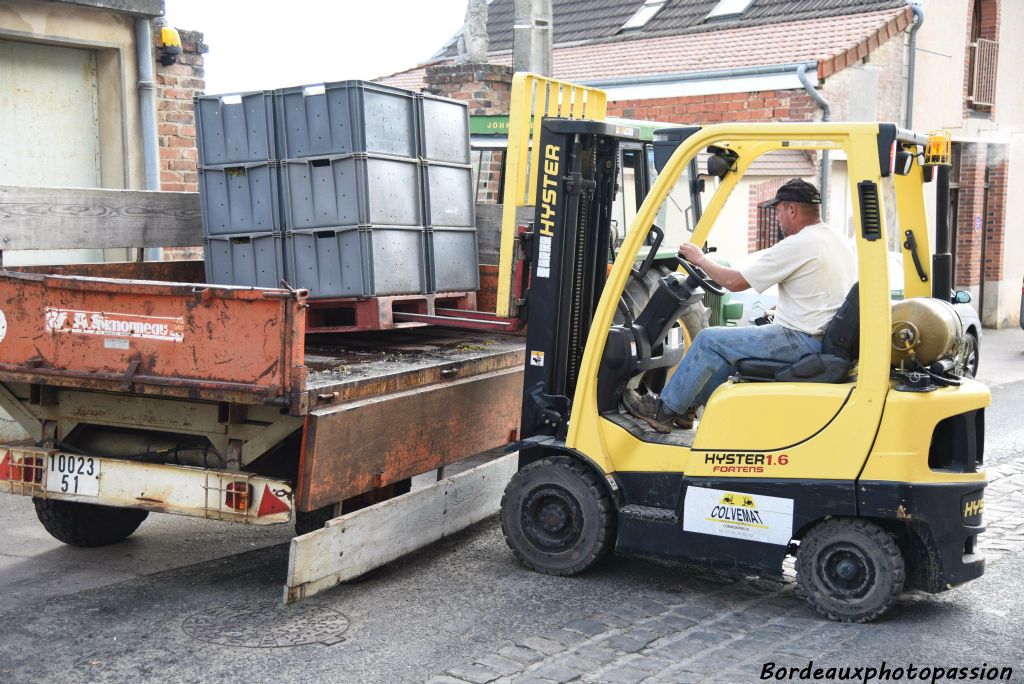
[199,162,283,235]
[418,94,470,164]
[195,91,276,165]
[287,226,426,298]
[276,81,418,159]
[427,227,480,293]
[282,154,422,229]
[204,233,286,289]
[423,162,475,228]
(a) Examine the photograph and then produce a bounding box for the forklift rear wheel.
[33,498,148,547]
[500,455,616,576]
[796,518,905,623]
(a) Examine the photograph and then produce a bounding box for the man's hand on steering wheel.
[678,242,705,267]
[677,243,726,296]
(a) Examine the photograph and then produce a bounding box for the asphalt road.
[1,328,1021,683]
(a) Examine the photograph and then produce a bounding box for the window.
[621,0,667,32]
[966,0,999,111]
[706,0,755,21]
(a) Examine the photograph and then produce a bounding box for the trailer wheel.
[796,518,905,623]
[33,498,148,547]
[500,455,616,576]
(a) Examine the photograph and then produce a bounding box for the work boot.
[675,407,698,430]
[621,389,676,434]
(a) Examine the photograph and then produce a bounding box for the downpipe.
[135,18,161,260]
[906,2,924,128]
[797,63,831,222]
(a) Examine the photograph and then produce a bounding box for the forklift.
[498,80,988,622]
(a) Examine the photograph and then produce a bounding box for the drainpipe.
[905,2,924,128]
[797,63,830,222]
[135,17,160,260]
[135,18,160,190]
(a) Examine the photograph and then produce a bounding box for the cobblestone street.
[431,458,1024,684]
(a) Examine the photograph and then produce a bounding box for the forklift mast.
[520,119,641,439]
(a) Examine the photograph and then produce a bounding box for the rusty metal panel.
[298,366,523,511]
[0,271,306,409]
[10,260,205,282]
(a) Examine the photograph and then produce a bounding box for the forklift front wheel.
[796,518,905,623]
[500,455,616,576]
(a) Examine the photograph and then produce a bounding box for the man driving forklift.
[623,178,856,432]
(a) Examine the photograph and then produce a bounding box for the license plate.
[45,453,100,496]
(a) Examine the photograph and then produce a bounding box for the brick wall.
[607,88,819,124]
[153,24,207,193]
[748,178,787,253]
[424,63,513,116]
[955,143,985,287]
[982,149,1008,285]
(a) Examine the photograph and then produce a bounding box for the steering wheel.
[676,255,726,296]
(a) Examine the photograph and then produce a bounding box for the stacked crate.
[419,93,478,293]
[196,82,477,299]
[197,91,286,290]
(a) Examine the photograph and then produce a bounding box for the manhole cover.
[182,600,349,648]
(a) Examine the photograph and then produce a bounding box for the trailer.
[0,74,607,601]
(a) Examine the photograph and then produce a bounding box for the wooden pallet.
[305,291,477,334]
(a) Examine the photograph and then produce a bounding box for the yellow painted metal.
[860,379,989,483]
[495,73,607,317]
[689,141,775,249]
[894,162,933,299]
[562,122,977,484]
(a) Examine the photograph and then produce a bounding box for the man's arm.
[678,243,750,292]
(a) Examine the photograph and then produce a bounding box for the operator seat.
[736,283,860,383]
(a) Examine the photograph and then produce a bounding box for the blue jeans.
[660,324,822,414]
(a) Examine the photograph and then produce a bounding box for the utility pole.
[513,0,553,76]
[459,0,489,63]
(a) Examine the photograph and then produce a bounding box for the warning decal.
[44,308,184,343]
[530,350,545,367]
[683,486,794,546]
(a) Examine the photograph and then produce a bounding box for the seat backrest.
[821,283,860,360]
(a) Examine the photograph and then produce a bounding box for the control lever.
[903,230,929,283]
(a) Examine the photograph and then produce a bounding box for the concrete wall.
[911,0,1022,326]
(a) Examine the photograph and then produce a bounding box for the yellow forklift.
[497,76,988,622]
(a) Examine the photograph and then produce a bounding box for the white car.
[728,251,982,376]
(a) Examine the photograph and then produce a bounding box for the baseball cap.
[765,178,822,206]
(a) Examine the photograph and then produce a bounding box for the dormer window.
[621,0,667,32]
[706,0,755,22]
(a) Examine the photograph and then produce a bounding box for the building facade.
[380,0,1019,327]
[0,0,206,263]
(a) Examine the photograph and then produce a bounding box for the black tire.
[796,518,905,623]
[965,331,979,378]
[500,455,616,576]
[33,498,148,547]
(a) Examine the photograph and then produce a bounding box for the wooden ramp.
[284,453,517,603]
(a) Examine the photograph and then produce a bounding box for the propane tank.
[891,298,964,367]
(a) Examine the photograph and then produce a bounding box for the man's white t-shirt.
[739,224,857,336]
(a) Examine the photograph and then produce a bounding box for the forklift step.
[619,504,679,524]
